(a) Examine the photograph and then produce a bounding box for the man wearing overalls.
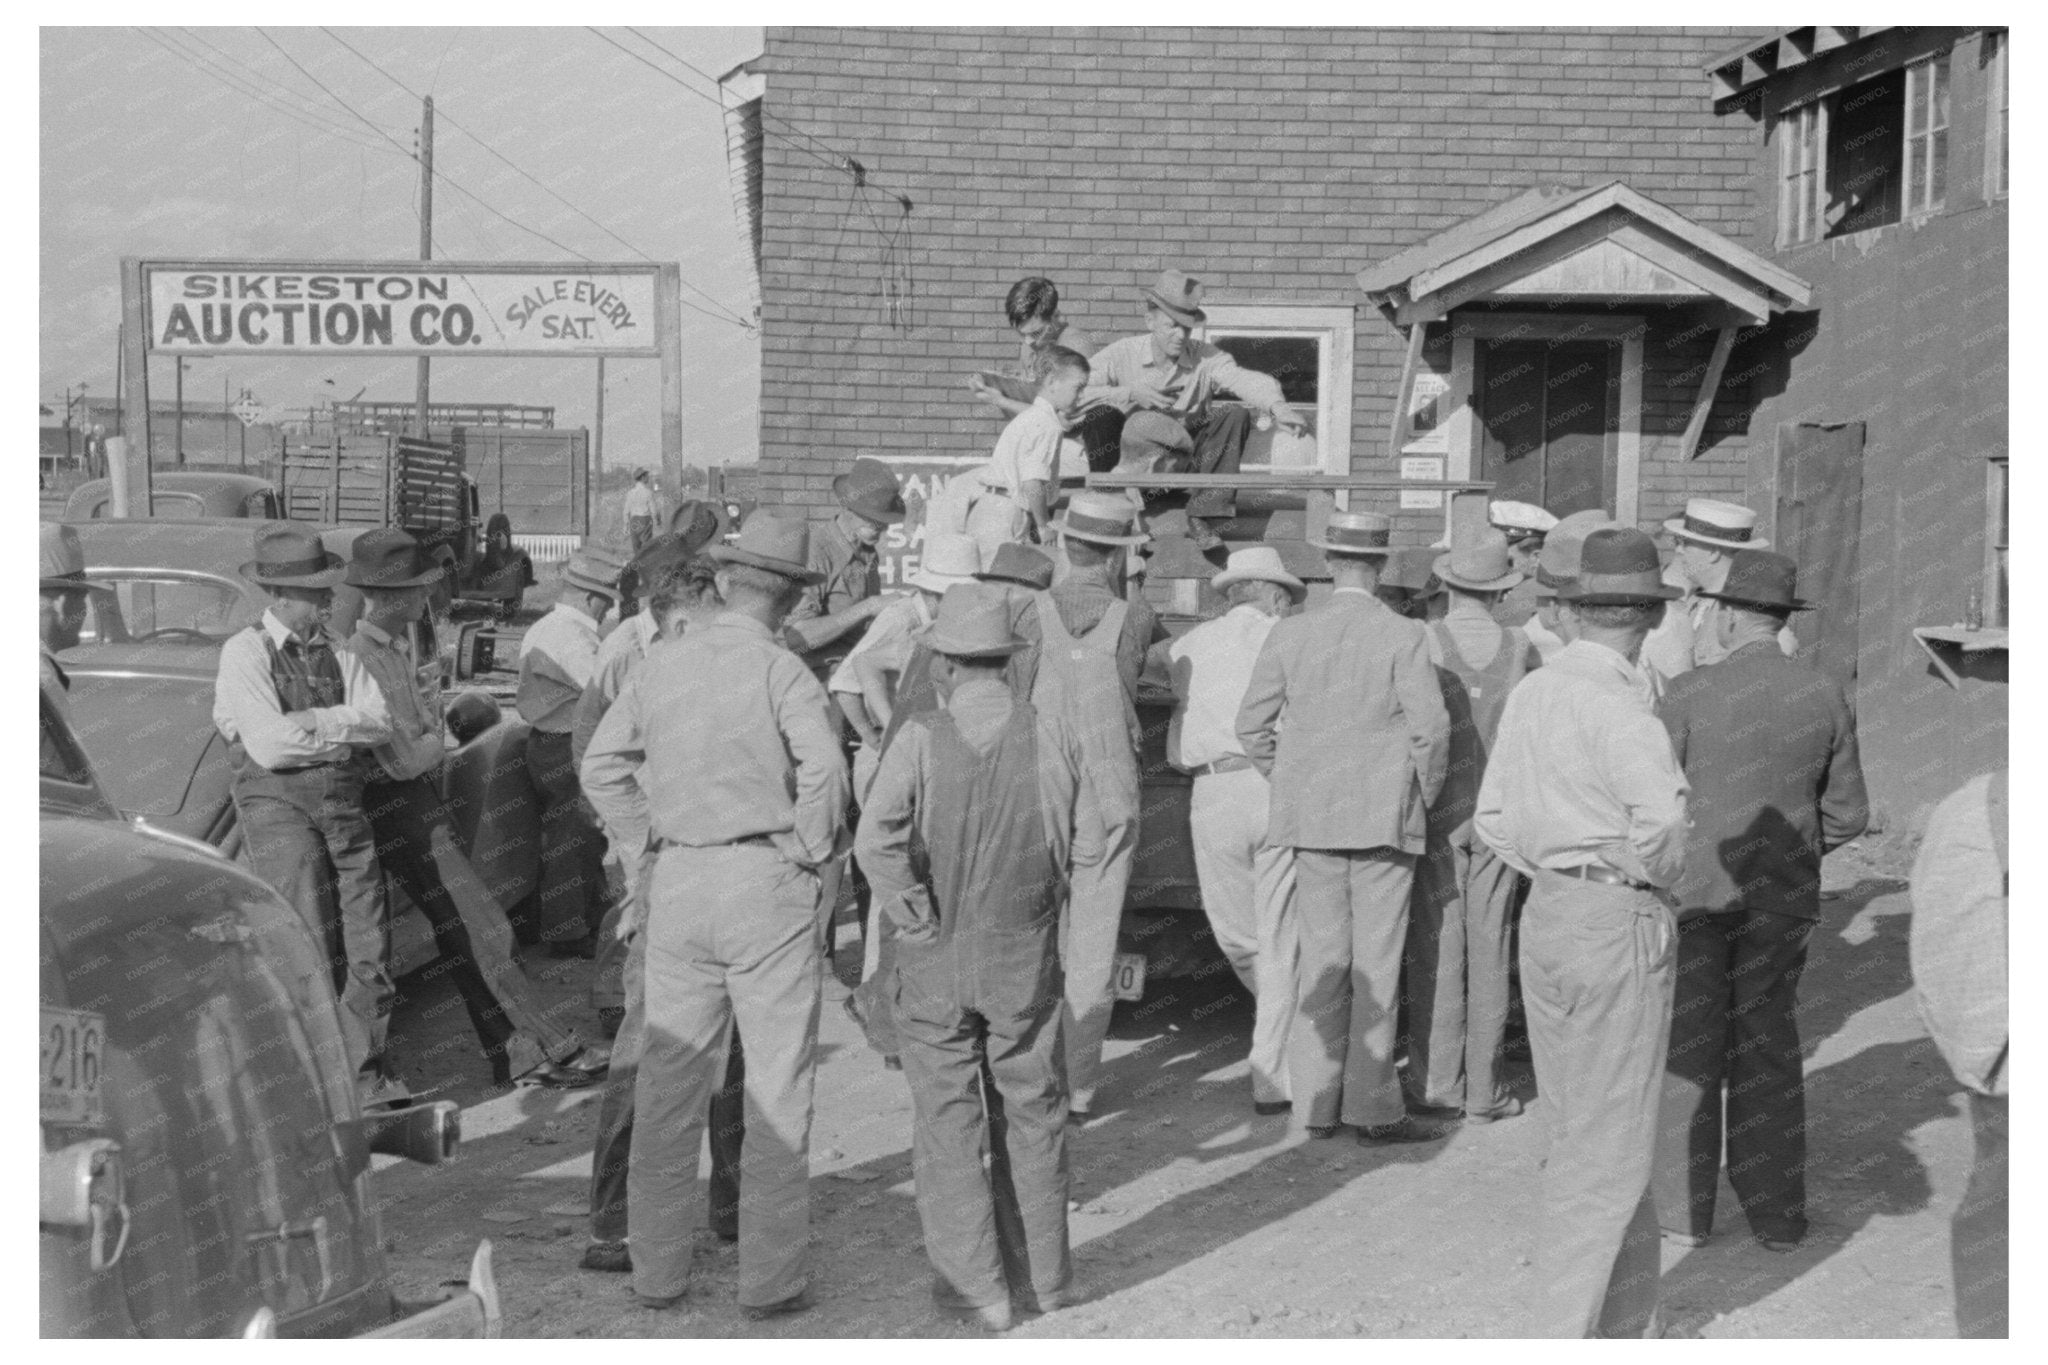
[211,522,397,1100]
[858,583,1087,1331]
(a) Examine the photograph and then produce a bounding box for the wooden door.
[1774,421,1864,691]
[1476,341,1616,516]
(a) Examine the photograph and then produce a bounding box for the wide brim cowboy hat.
[1211,547,1307,603]
[241,522,348,588]
[561,545,629,601]
[710,510,827,584]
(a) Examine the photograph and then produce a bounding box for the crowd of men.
[32,267,2005,1339]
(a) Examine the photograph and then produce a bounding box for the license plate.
[1111,952,1147,1003]
[41,1007,106,1126]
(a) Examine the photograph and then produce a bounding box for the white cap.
[1489,500,1559,536]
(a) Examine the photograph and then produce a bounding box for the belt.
[1191,756,1254,777]
[1556,863,1655,892]
[981,483,1014,498]
[655,833,781,852]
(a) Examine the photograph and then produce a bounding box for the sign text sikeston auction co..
[143,262,663,357]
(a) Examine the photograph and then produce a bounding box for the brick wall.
[751,25,1769,528]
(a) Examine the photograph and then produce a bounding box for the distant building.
[724,25,2006,820]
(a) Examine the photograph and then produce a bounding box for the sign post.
[118,258,152,516]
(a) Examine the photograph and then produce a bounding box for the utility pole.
[413,94,434,438]
[174,356,186,465]
[593,357,606,491]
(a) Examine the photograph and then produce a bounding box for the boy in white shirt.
[961,348,1089,561]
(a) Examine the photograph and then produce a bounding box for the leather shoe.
[581,1240,632,1273]
[740,1290,812,1321]
[514,1048,607,1090]
[1464,1097,1525,1124]
[1406,1100,1464,1121]
[1253,1100,1292,1117]
[1357,1116,1450,1145]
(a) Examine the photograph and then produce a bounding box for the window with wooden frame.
[1197,304,1354,474]
[1778,101,1824,246]
[1985,30,2009,200]
[1985,455,2008,628]
[1903,52,1952,217]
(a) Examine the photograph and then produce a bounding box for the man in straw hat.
[1161,545,1306,1116]
[342,529,606,1092]
[857,582,1089,1330]
[1037,489,1165,1119]
[1648,497,1797,680]
[1475,526,1690,1337]
[211,522,399,1098]
[1404,529,1541,1124]
[1652,549,1866,1255]
[1238,510,1451,1145]
[518,544,629,956]
[582,508,850,1319]
[1076,268,1305,552]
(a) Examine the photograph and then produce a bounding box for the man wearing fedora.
[1238,510,1451,1145]
[1037,490,1165,1119]
[1522,510,1618,662]
[1405,529,1541,1123]
[1645,497,1797,682]
[342,528,606,1092]
[784,456,905,676]
[1161,545,1306,1115]
[212,522,398,1095]
[518,545,628,956]
[614,499,728,621]
[858,582,1089,1330]
[1475,526,1690,1337]
[1651,549,1867,1255]
[1077,269,1305,552]
[582,508,850,1319]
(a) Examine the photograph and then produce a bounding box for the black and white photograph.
[35,18,2013,1340]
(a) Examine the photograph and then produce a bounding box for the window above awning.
[1356,181,1812,328]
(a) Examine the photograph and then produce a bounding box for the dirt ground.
[365,832,1980,1340]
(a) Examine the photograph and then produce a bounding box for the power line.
[174,26,393,147]
[316,26,754,331]
[139,27,390,153]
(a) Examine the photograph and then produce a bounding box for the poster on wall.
[871,454,988,589]
[1402,372,1451,455]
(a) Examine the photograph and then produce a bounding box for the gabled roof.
[1357,181,1812,327]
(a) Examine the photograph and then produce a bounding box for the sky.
[40,25,765,467]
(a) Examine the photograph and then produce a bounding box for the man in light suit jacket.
[1238,510,1451,1145]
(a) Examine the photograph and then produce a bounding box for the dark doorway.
[1774,420,1865,692]
[1475,340,1617,516]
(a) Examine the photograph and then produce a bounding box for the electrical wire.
[140,28,390,153]
[316,26,754,331]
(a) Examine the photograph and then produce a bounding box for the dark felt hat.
[977,542,1055,591]
[710,508,825,584]
[667,498,731,555]
[832,457,907,524]
[1559,527,1683,605]
[1699,549,1811,613]
[344,527,444,589]
[241,522,347,588]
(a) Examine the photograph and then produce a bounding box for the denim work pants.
[629,844,820,1308]
[1405,830,1524,1111]
[1954,1090,2008,1338]
[1653,908,1812,1242]
[364,774,580,1073]
[895,913,1072,1312]
[1520,870,1676,1338]
[589,921,746,1244]
[1059,750,1138,1113]
[523,727,611,946]
[1289,847,1415,1130]
[1188,768,1299,1106]
[233,761,391,1078]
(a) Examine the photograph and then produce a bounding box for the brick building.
[721,25,2006,820]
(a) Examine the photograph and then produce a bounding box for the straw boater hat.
[241,522,347,589]
[344,528,444,589]
[1533,510,1619,599]
[1211,545,1307,603]
[1489,500,1558,543]
[1142,269,1208,327]
[1434,528,1525,593]
[977,542,1055,591]
[1308,509,1395,558]
[922,583,1025,659]
[561,545,627,601]
[711,509,825,583]
[1053,490,1151,547]
[1663,497,1770,551]
[1698,549,1811,614]
[908,533,983,594]
[832,457,907,525]
[1558,528,1684,605]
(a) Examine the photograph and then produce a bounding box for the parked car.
[39,681,499,1338]
[55,519,545,968]
[62,469,282,522]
